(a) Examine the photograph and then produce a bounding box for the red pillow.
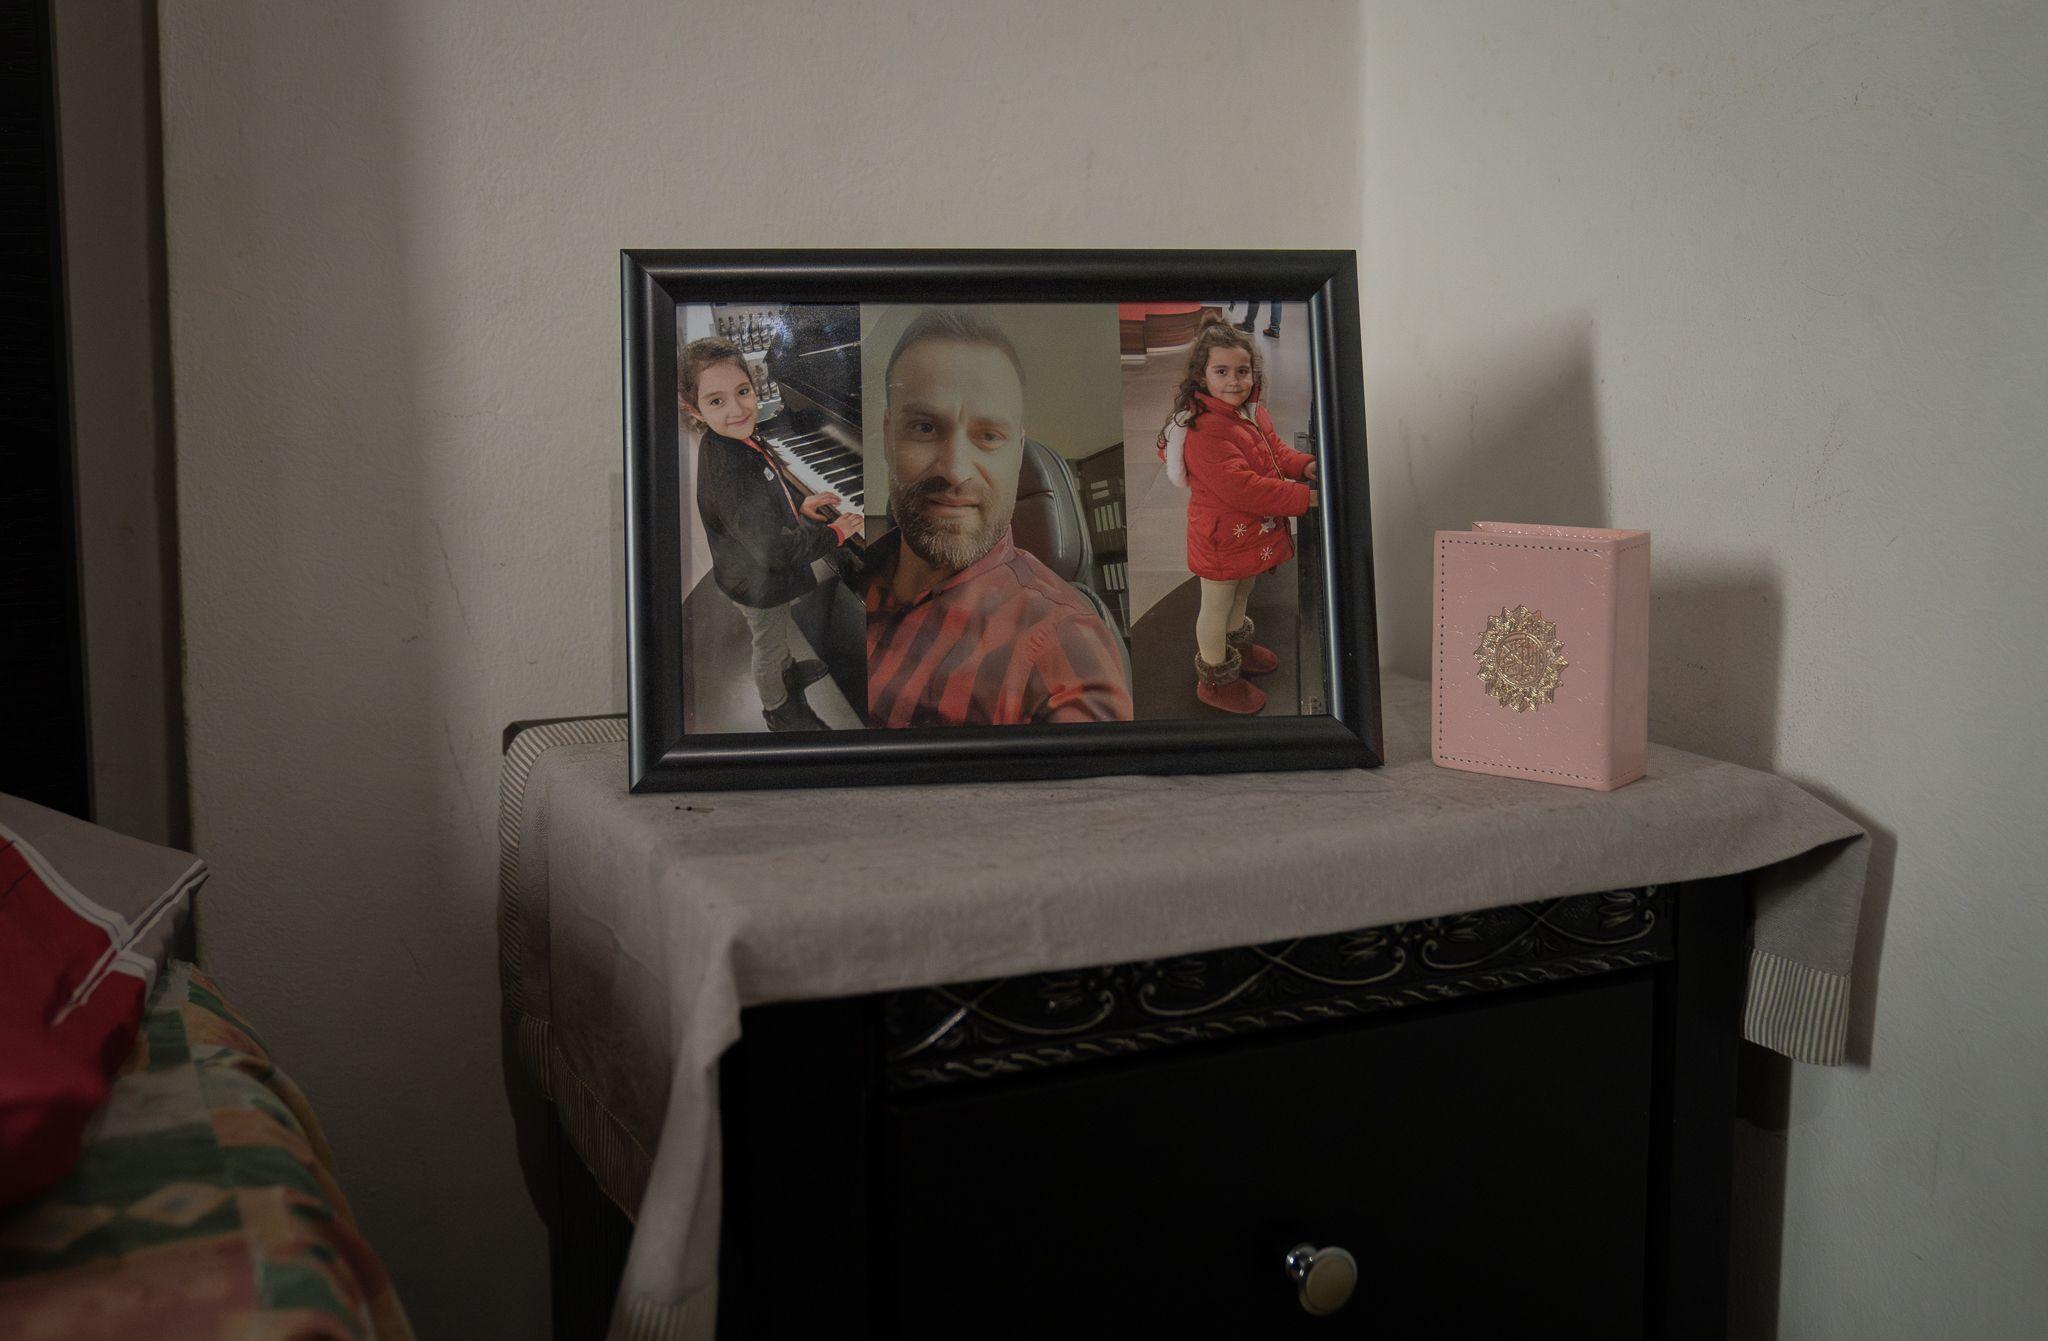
[0,799,202,1208]
[0,1020,109,1205]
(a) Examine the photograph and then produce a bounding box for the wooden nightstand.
[549,880,1746,1339]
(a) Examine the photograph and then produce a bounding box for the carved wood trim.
[882,887,1672,1091]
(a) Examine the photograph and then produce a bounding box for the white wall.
[1364,3,2047,1336]
[156,3,1361,1335]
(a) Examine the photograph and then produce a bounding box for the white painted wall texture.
[156,3,1360,1335]
[1364,3,2047,1336]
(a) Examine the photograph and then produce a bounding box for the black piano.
[759,305,865,536]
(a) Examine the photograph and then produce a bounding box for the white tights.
[1196,577,1256,665]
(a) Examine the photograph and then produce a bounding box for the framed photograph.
[623,250,1380,791]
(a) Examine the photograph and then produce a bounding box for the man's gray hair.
[883,308,1026,397]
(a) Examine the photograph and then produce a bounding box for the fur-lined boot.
[1227,616,1279,676]
[1195,648,1266,715]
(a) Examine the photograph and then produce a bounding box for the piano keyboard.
[762,429,864,516]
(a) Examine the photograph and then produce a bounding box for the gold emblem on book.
[1475,605,1568,712]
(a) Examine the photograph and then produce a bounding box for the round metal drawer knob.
[1284,1242,1358,1316]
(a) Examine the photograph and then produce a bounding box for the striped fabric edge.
[609,1285,717,1341]
[516,1010,552,1096]
[552,1042,655,1223]
[50,862,201,1026]
[1742,946,1851,1066]
[497,715,628,1010]
[1,814,206,1029]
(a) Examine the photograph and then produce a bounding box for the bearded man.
[861,309,1132,727]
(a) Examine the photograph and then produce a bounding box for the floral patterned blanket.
[0,963,413,1340]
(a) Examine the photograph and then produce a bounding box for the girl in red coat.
[1170,320,1318,714]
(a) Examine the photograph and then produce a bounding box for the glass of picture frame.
[622,249,1380,790]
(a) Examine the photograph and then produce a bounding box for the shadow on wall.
[1649,562,1790,1341]
[1648,566,1784,774]
[1374,322,1898,1341]
[1614,454,1897,1341]
[1643,556,1899,1340]
[1370,318,1608,678]
[1726,788,1898,1341]
[1646,566,1898,1065]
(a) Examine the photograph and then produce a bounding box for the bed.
[1,794,413,1341]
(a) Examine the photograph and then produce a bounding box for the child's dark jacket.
[695,427,842,609]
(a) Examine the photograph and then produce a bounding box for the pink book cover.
[1432,522,1650,791]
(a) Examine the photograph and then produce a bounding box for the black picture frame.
[623,249,1380,791]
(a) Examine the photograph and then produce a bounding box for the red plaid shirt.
[863,529,1133,727]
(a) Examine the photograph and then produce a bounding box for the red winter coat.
[1182,391,1316,581]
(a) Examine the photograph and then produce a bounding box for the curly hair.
[1170,317,1262,422]
[677,335,751,424]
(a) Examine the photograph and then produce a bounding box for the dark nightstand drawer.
[884,973,1653,1338]
[540,884,1742,1340]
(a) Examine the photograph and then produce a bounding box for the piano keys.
[762,427,864,518]
[753,304,866,546]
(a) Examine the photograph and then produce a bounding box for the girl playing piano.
[682,336,863,731]
[1170,319,1317,715]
